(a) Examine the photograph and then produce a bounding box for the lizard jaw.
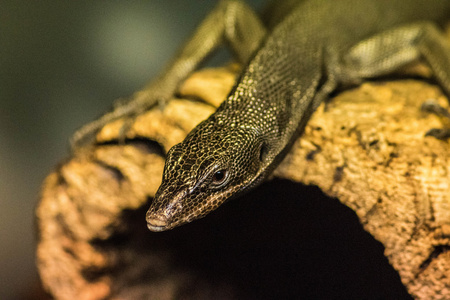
[146,213,170,232]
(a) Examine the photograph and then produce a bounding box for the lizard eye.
[211,169,228,187]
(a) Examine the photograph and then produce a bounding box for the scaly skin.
[143,0,450,231]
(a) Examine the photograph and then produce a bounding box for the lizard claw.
[421,99,450,119]
[424,128,450,140]
[421,99,450,140]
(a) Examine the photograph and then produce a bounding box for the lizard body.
[72,0,450,231]
[146,0,450,231]
[144,0,450,231]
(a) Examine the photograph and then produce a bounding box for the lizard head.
[146,122,269,231]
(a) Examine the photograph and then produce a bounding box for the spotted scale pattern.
[147,0,450,231]
[146,19,322,231]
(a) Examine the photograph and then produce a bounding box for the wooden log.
[36,63,449,299]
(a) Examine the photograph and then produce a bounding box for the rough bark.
[36,64,449,299]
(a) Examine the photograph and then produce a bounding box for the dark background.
[0,1,264,298]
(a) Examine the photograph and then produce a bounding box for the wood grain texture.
[36,64,449,299]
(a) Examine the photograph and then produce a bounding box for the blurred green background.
[0,1,263,298]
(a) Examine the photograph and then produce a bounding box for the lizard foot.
[71,93,167,150]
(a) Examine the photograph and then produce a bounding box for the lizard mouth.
[146,212,171,232]
[146,190,186,231]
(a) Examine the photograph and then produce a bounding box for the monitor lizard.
[71,0,450,231]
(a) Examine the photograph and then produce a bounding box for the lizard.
[71,0,450,232]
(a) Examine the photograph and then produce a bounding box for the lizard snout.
[146,191,185,231]
[146,211,170,232]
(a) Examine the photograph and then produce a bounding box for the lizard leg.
[339,22,450,88]
[338,22,450,139]
[71,0,266,149]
